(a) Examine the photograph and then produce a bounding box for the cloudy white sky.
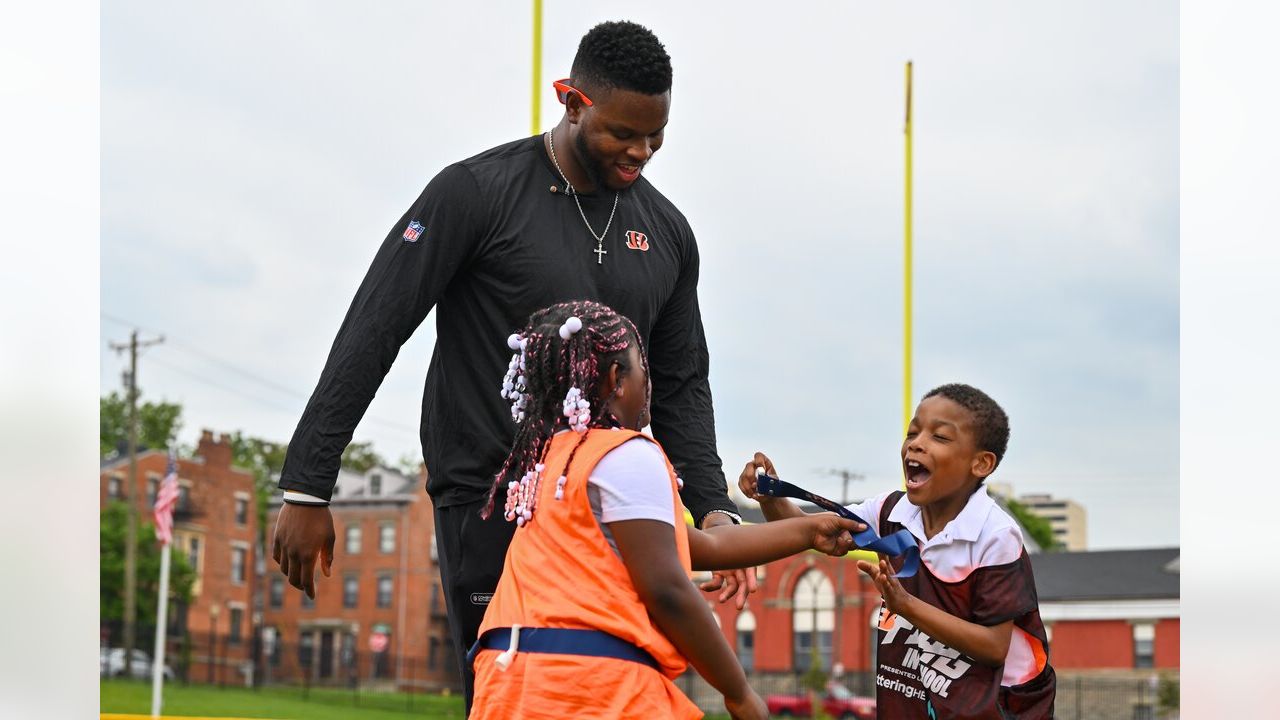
[100,0,1177,550]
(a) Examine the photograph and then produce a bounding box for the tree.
[397,453,425,478]
[227,432,289,543]
[1004,498,1062,551]
[101,502,195,634]
[100,392,183,458]
[341,440,387,473]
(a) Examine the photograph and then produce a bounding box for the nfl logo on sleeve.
[403,221,425,243]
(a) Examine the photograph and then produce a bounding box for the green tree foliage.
[1004,498,1062,551]
[397,453,425,478]
[340,440,386,473]
[100,392,184,458]
[226,432,289,543]
[100,502,195,625]
[1158,674,1179,713]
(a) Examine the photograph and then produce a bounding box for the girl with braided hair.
[469,300,869,720]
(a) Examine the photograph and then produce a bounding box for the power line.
[102,311,421,438]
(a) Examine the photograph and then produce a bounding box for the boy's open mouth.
[904,458,931,488]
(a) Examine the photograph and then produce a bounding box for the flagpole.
[150,541,171,717]
[903,61,914,435]
[530,0,543,136]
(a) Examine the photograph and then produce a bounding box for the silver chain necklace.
[548,128,619,265]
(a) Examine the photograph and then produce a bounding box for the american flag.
[153,451,180,545]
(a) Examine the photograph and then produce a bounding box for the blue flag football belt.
[755,472,920,578]
[468,627,661,672]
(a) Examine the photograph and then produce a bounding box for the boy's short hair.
[571,21,673,96]
[923,383,1010,470]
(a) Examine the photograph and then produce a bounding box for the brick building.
[1030,547,1179,671]
[100,430,258,683]
[262,466,457,691]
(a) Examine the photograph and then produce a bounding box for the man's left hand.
[697,512,759,609]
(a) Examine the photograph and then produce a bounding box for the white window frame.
[379,522,396,554]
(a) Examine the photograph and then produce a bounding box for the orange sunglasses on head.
[553,78,594,107]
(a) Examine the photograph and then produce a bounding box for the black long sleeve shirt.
[279,136,737,523]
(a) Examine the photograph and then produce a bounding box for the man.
[270,20,753,711]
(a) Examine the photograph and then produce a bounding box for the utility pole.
[109,329,164,677]
[821,468,864,676]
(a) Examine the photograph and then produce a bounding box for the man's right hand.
[272,503,336,599]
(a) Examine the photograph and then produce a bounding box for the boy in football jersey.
[740,384,1056,719]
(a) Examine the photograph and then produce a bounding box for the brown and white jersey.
[848,487,1056,719]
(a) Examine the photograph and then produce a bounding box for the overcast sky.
[100,0,1177,550]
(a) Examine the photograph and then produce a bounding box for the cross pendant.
[594,241,608,265]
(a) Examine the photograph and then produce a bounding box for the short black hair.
[571,21,672,96]
[923,383,1010,469]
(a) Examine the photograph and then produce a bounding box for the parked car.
[100,648,174,680]
[765,681,876,719]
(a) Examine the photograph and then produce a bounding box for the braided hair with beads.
[483,300,650,522]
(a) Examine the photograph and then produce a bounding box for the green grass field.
[101,679,736,719]
[100,680,466,719]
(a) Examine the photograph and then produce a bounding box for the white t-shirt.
[583,435,675,557]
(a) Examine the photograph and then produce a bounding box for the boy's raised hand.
[857,555,912,614]
[810,513,865,556]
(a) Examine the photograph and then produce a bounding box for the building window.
[177,484,191,512]
[343,575,359,608]
[234,497,248,525]
[792,569,834,672]
[430,584,440,615]
[370,474,382,496]
[270,576,284,609]
[429,637,439,671]
[736,609,756,673]
[380,522,396,553]
[231,546,247,585]
[430,535,438,562]
[301,589,314,610]
[108,477,122,499]
[228,607,243,645]
[1133,622,1155,668]
[377,575,393,608]
[147,477,159,505]
[187,537,201,571]
[345,524,362,554]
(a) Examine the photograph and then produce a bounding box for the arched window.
[736,608,757,673]
[792,568,834,671]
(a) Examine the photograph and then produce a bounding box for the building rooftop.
[1030,547,1180,601]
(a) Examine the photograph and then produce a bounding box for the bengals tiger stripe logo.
[624,230,649,251]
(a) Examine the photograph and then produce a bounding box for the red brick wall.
[1048,620,1134,668]
[1155,618,1179,669]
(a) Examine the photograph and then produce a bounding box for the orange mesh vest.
[470,429,701,719]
